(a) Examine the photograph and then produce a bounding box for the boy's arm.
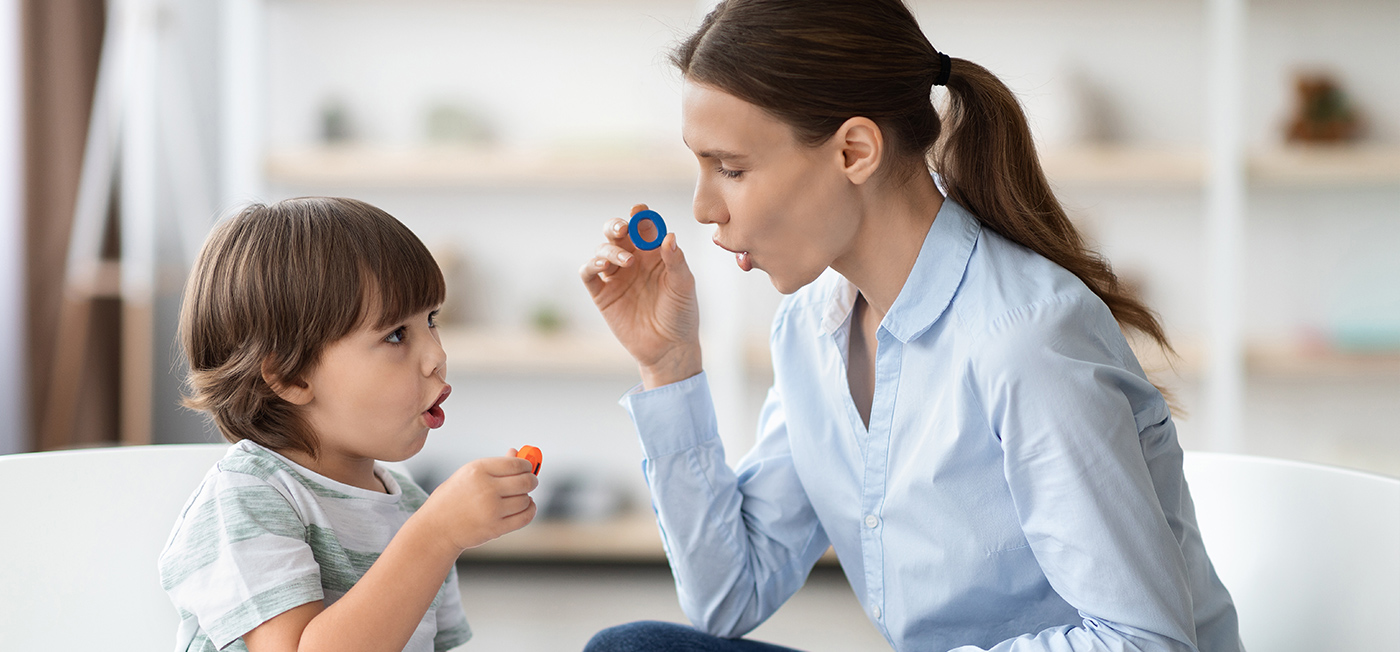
[243,456,536,652]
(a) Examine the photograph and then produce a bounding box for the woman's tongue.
[736,251,752,272]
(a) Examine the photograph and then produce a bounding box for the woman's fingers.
[595,242,634,267]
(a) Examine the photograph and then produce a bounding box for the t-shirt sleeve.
[433,564,472,651]
[159,468,324,649]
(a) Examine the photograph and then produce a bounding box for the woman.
[579,1,1241,650]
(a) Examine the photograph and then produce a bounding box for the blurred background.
[1,0,1397,649]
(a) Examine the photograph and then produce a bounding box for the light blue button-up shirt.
[621,200,1242,652]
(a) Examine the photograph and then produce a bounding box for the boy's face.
[297,306,450,465]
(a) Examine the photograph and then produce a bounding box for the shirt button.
[872,605,882,619]
[865,514,880,529]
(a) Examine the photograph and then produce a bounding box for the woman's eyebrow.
[683,138,747,161]
[696,149,747,161]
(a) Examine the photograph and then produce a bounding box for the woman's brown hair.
[671,0,1172,359]
[180,197,446,457]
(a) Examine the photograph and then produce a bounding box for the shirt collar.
[819,198,981,343]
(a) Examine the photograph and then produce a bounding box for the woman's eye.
[717,165,744,180]
[386,327,406,344]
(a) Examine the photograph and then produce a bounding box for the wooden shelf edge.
[459,512,841,565]
[439,327,638,377]
[268,144,1400,189]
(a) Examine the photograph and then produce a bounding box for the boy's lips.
[423,385,451,429]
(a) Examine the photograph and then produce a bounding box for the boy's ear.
[834,116,883,185]
[261,357,313,405]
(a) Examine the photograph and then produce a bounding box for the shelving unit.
[227,0,1400,564]
[265,144,1400,190]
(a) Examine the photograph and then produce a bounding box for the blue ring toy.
[628,210,668,251]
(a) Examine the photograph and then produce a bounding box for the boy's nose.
[424,333,447,378]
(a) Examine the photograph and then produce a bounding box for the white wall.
[0,0,24,455]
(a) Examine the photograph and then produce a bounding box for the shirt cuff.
[619,371,720,459]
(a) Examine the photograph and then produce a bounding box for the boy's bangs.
[360,231,446,331]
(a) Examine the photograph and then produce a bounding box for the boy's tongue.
[424,404,445,429]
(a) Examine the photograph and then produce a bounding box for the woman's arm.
[624,375,830,637]
[966,296,1213,652]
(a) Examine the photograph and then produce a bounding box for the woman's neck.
[830,171,943,319]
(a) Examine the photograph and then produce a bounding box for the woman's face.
[681,81,861,294]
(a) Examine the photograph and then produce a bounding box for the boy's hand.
[421,455,538,553]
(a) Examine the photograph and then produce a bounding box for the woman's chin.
[769,268,823,295]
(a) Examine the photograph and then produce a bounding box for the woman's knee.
[584,621,698,652]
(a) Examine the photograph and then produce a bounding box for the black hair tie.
[933,51,952,86]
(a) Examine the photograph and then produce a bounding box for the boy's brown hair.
[180,197,446,457]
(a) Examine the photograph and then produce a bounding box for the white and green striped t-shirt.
[159,440,470,652]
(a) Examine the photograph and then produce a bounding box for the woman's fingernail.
[594,259,606,267]
[619,252,632,263]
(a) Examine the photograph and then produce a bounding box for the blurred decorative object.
[319,95,354,144]
[538,471,631,522]
[424,100,496,147]
[1286,72,1362,143]
[530,300,567,334]
[429,242,481,327]
[1038,64,1123,148]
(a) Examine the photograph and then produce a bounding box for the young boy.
[160,197,538,652]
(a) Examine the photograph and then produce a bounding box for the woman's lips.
[713,238,753,272]
[423,385,451,429]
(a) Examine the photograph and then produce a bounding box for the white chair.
[1183,451,1400,651]
[0,443,230,652]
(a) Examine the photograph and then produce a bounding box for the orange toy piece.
[516,446,542,475]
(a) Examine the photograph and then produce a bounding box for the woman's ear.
[261,357,313,405]
[834,116,883,185]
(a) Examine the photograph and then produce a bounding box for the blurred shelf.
[439,327,637,377]
[461,513,666,563]
[265,145,695,189]
[1251,146,1400,187]
[1041,146,1205,188]
[1134,338,1400,381]
[460,512,841,565]
[1042,145,1400,188]
[269,144,1400,190]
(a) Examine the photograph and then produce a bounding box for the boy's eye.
[428,310,439,328]
[386,326,407,344]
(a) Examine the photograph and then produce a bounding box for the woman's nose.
[692,179,726,225]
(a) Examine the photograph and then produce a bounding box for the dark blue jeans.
[584,621,805,652]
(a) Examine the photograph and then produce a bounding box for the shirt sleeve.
[964,295,1199,652]
[433,564,472,651]
[621,372,830,638]
[158,469,323,649]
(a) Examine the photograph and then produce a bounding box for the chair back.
[1183,451,1400,651]
[0,444,229,652]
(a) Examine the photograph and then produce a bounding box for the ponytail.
[935,59,1172,355]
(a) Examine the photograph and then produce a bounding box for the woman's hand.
[580,204,702,389]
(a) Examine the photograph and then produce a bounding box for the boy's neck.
[278,447,388,493]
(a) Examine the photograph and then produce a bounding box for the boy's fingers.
[500,494,534,517]
[478,456,535,476]
[501,499,537,527]
[498,471,539,497]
